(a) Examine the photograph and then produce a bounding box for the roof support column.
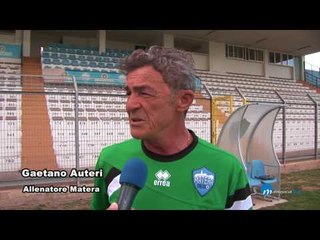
[98,30,106,54]
[163,33,174,48]
[22,30,31,57]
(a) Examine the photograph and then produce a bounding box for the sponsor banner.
[43,68,67,83]
[0,43,21,59]
[65,70,125,86]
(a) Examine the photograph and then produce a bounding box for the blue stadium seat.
[42,52,50,58]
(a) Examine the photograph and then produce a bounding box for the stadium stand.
[196,70,319,159]
[0,61,22,172]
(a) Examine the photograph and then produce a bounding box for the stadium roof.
[107,30,320,56]
[35,30,320,56]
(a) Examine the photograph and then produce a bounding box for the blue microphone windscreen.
[120,158,147,189]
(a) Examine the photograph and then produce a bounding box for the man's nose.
[126,94,140,112]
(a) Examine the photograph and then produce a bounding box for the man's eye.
[126,91,131,96]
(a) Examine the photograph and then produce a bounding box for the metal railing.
[304,61,320,88]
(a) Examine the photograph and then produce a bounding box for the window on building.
[269,51,295,66]
[226,44,264,62]
[282,54,288,65]
[269,52,275,63]
[256,50,264,61]
[288,55,294,66]
[275,53,281,64]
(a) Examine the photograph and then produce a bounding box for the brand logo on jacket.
[154,170,171,187]
[193,167,215,196]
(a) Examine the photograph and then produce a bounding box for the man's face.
[125,65,177,140]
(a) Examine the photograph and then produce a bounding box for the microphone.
[118,158,148,210]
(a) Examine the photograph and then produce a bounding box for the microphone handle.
[118,184,139,210]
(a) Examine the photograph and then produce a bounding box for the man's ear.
[176,90,194,112]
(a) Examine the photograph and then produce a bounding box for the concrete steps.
[21,57,58,170]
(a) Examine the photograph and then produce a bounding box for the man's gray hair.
[120,45,196,91]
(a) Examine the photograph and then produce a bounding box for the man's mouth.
[130,117,145,123]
